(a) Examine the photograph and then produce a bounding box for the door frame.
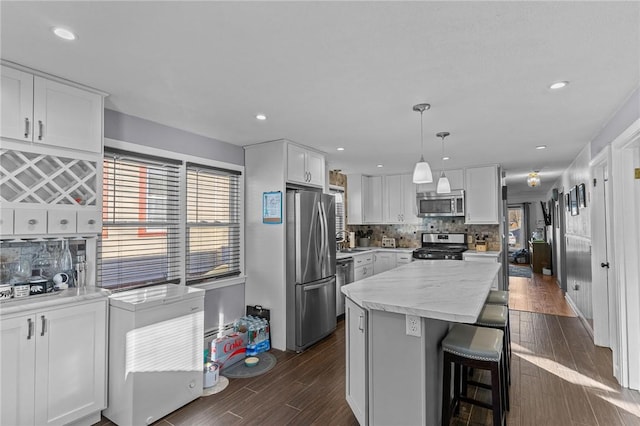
[609,118,640,389]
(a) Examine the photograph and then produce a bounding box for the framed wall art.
[570,186,579,216]
[566,193,571,212]
[578,183,587,208]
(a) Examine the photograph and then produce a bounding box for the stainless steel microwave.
[416,190,465,217]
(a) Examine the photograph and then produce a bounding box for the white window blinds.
[99,149,181,289]
[186,163,241,283]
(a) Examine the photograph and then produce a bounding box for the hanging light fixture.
[436,131,451,193]
[527,171,541,187]
[412,103,433,184]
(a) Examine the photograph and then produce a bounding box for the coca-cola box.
[211,331,247,370]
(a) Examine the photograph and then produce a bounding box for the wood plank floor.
[95,273,640,426]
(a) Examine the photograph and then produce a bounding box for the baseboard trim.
[565,295,593,339]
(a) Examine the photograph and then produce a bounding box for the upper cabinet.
[384,174,420,224]
[415,169,464,193]
[465,165,500,224]
[347,174,383,225]
[287,143,325,188]
[1,64,104,154]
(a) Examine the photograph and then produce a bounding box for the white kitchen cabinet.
[1,65,103,153]
[463,251,502,290]
[47,209,77,234]
[0,300,107,426]
[416,168,464,193]
[363,175,383,224]
[13,208,47,235]
[345,297,367,425]
[354,252,374,281]
[0,208,15,235]
[465,165,500,224]
[76,210,102,234]
[384,174,420,224]
[287,143,325,188]
[396,251,414,264]
[374,251,396,274]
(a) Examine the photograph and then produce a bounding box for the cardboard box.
[211,331,247,369]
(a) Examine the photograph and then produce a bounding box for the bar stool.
[485,290,509,306]
[476,304,511,398]
[442,324,505,426]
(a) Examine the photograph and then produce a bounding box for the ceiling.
[2,1,639,198]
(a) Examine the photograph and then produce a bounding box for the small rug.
[202,376,229,396]
[220,352,277,379]
[509,263,532,278]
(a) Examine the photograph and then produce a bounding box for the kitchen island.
[341,260,501,425]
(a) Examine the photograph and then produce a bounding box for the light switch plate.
[406,314,421,337]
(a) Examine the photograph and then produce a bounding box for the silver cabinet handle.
[27,318,33,340]
[88,219,95,225]
[40,315,46,336]
[60,219,68,225]
[38,120,43,140]
[358,314,364,332]
[28,219,37,225]
[25,118,30,138]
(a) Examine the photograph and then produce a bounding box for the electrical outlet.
[406,314,421,337]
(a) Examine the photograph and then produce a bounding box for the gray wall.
[104,109,244,166]
[591,88,640,157]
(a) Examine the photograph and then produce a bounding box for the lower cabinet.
[373,251,396,274]
[0,300,107,426]
[345,297,367,425]
[463,252,502,290]
[354,252,374,281]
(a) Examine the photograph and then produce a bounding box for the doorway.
[507,205,526,252]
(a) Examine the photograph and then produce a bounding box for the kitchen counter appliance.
[416,189,465,217]
[286,190,337,352]
[412,233,468,260]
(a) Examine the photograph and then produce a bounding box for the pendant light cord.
[420,110,424,158]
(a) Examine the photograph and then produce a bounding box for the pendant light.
[436,131,451,193]
[412,103,433,184]
[527,171,541,187]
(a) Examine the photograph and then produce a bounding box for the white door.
[34,301,107,426]
[33,77,102,153]
[1,66,34,141]
[402,174,421,224]
[465,165,499,224]
[0,314,36,426]
[385,174,403,223]
[346,298,367,425]
[305,150,325,187]
[287,144,307,184]
[363,176,383,224]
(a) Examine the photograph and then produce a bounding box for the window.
[331,187,345,236]
[186,163,241,283]
[99,149,181,289]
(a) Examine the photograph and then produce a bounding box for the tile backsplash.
[348,219,501,251]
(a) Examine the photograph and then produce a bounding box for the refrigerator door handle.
[303,280,333,291]
[318,201,326,272]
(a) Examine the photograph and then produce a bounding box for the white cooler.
[103,284,205,425]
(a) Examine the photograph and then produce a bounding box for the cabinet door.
[1,66,34,142]
[305,150,325,187]
[363,176,383,224]
[0,314,36,426]
[465,166,499,224]
[346,174,363,225]
[33,77,102,153]
[346,298,367,425]
[401,174,421,224]
[384,175,403,224]
[286,144,307,184]
[34,301,107,426]
[373,252,396,275]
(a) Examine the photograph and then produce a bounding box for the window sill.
[191,275,246,291]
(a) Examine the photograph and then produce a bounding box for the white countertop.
[464,249,502,256]
[0,287,109,316]
[341,260,500,323]
[336,247,415,260]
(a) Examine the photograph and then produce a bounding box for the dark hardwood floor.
[95,273,640,426]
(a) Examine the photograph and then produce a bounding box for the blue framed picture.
[263,191,282,224]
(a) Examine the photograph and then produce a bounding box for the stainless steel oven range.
[412,233,468,260]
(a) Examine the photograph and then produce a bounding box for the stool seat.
[486,290,509,306]
[442,324,503,362]
[475,304,508,327]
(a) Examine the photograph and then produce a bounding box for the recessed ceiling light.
[52,27,77,41]
[255,114,267,120]
[536,145,547,150]
[337,147,345,151]
[442,156,450,161]
[377,164,383,168]
[549,81,568,90]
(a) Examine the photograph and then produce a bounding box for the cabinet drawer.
[396,252,413,264]
[13,209,47,235]
[77,210,102,234]
[353,254,373,267]
[48,210,77,234]
[0,208,14,235]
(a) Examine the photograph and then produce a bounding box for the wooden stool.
[442,324,505,426]
[485,290,509,306]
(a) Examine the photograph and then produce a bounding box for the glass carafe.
[60,239,73,273]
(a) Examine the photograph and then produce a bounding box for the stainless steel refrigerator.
[286,190,336,352]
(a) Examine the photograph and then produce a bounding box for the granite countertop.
[341,260,500,323]
[0,287,110,316]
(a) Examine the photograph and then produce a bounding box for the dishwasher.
[336,257,354,316]
[104,284,205,426]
